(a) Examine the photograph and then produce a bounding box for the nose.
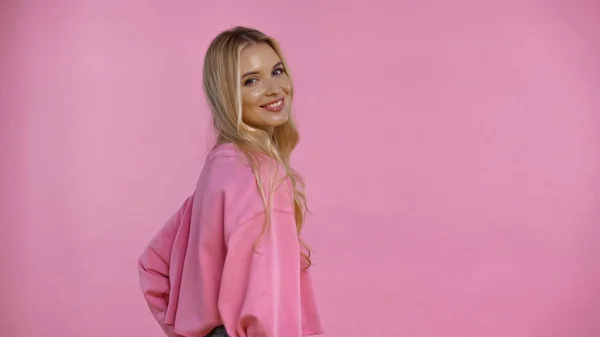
[264,79,282,96]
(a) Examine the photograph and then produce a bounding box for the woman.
[137,26,324,337]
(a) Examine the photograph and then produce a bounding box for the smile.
[261,98,285,112]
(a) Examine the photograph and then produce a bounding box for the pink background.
[2,0,599,336]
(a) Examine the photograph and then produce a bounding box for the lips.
[260,98,285,112]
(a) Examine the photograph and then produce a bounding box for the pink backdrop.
[2,0,599,336]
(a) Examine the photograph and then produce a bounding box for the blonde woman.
[137,26,324,337]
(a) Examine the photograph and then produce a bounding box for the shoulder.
[198,143,294,230]
[200,143,260,198]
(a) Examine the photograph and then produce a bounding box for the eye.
[272,67,285,76]
[244,77,258,86]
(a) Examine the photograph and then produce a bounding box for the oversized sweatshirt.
[137,143,323,337]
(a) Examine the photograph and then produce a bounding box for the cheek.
[242,89,263,107]
[281,78,293,95]
[241,90,262,123]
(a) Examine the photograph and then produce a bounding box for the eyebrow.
[241,61,283,79]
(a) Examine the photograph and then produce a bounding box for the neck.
[264,126,274,138]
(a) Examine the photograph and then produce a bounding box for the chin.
[272,117,290,128]
[265,112,290,127]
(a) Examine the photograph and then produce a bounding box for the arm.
[218,209,305,337]
[137,209,180,337]
[138,194,225,337]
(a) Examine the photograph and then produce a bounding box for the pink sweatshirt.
[137,143,324,337]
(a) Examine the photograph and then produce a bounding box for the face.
[239,43,293,135]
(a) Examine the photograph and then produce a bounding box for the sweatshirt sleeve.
[137,208,181,337]
[218,209,305,337]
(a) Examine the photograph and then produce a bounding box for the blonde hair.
[202,26,311,268]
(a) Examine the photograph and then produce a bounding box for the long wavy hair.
[202,26,311,268]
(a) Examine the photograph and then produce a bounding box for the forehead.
[239,43,281,72]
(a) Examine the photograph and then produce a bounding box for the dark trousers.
[204,325,229,337]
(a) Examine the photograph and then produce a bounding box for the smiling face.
[239,43,293,136]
